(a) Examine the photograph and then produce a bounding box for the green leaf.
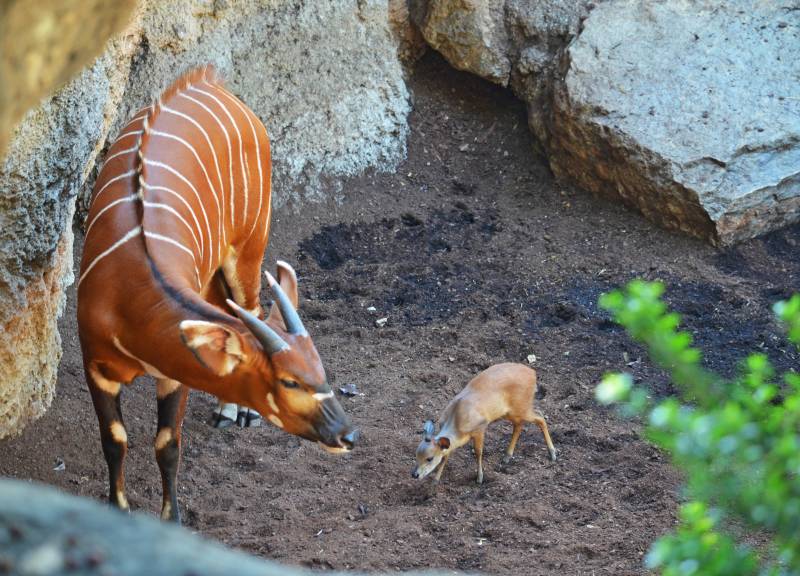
[597,282,800,575]
[595,373,633,405]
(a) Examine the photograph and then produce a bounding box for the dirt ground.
[2,54,799,575]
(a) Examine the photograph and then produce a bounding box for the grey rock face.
[504,0,593,148]
[110,0,410,207]
[0,0,411,437]
[414,0,800,243]
[0,0,135,438]
[551,0,800,244]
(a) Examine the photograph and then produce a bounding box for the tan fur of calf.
[413,363,556,484]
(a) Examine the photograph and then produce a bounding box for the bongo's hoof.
[210,403,238,429]
[237,408,262,428]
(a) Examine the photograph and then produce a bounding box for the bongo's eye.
[281,379,299,389]
[426,457,434,463]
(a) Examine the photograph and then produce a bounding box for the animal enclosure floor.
[2,53,799,575]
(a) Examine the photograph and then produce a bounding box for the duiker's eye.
[281,379,299,389]
[426,457,434,463]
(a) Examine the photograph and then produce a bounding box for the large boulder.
[102,0,411,207]
[503,0,594,150]
[415,0,511,85]
[0,479,447,576]
[550,1,800,244]
[0,0,411,438]
[0,0,135,439]
[412,0,592,147]
[413,0,800,244]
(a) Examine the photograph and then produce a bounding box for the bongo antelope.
[77,66,356,523]
[412,363,556,485]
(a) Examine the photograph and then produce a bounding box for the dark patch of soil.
[1,53,798,575]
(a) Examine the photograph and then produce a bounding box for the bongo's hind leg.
[87,364,130,510]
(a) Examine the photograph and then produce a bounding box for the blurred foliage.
[595,282,800,576]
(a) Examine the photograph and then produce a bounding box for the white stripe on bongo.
[149,127,222,255]
[85,196,136,238]
[104,146,138,164]
[143,159,212,266]
[161,104,227,248]
[211,85,263,239]
[144,231,201,287]
[142,200,201,255]
[141,184,204,260]
[178,92,234,232]
[91,169,136,206]
[115,130,143,142]
[78,226,141,287]
[189,86,246,231]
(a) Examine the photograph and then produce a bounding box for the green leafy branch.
[595,281,800,576]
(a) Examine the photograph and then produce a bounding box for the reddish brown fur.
[78,66,354,521]
[79,65,276,408]
[413,363,556,484]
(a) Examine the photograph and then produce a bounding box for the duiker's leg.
[528,409,557,461]
[473,429,486,484]
[503,420,525,464]
[433,453,450,483]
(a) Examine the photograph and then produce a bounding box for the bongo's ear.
[180,320,245,376]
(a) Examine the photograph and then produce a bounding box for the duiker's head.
[180,261,357,452]
[412,420,450,479]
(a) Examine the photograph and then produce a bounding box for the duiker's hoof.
[501,454,513,465]
[548,448,558,462]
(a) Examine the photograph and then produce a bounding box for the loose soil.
[2,53,798,575]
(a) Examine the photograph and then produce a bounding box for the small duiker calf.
[413,363,556,484]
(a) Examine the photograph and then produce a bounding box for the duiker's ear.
[423,420,435,441]
[267,260,299,329]
[437,436,451,450]
[179,320,246,376]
